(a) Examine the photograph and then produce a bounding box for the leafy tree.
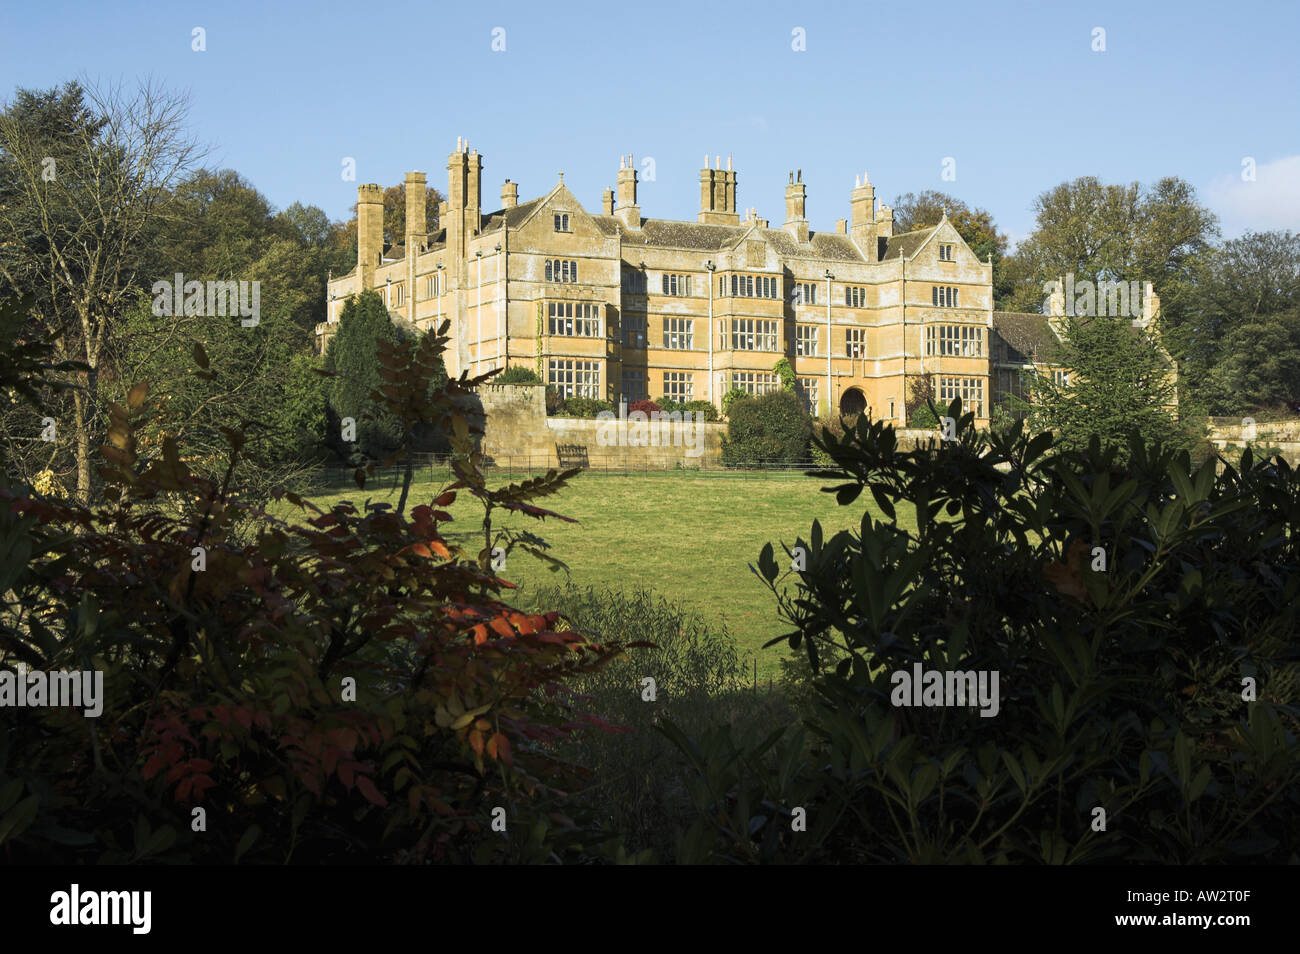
[1198,312,1300,414]
[1028,316,1184,460]
[1003,176,1219,334]
[722,390,811,464]
[323,291,403,459]
[0,80,200,500]
[1179,231,1300,414]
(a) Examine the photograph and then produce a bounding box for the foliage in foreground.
[533,584,790,860]
[664,401,1300,863]
[0,316,633,863]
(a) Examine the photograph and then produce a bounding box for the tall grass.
[535,584,794,858]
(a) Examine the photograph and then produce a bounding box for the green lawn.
[291,467,907,678]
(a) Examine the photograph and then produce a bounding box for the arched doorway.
[839,387,867,418]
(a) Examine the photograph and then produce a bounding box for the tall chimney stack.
[615,153,640,229]
[404,171,427,252]
[783,170,809,243]
[356,183,384,290]
[698,154,739,224]
[849,170,877,256]
[501,178,518,209]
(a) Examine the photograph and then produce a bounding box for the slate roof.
[879,228,935,261]
[481,198,545,233]
[992,312,1062,362]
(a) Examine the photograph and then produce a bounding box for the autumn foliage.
[0,315,631,863]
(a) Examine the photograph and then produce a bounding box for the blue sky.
[3,0,1297,245]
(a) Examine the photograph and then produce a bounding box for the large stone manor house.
[318,139,1159,424]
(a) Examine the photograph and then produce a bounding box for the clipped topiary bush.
[495,365,541,385]
[559,396,615,418]
[722,389,812,465]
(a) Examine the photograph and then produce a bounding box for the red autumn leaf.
[327,727,359,752]
[434,491,456,506]
[489,617,515,638]
[468,729,484,756]
[356,775,387,807]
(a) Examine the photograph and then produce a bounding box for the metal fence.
[293,453,826,495]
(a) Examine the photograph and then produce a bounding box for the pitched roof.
[615,218,745,250]
[481,198,545,232]
[992,312,1062,361]
[879,228,935,261]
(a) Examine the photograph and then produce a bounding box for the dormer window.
[554,213,571,232]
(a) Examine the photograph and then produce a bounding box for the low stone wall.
[1204,419,1300,465]
[475,384,726,468]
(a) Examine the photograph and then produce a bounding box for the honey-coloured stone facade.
[319,140,1163,426]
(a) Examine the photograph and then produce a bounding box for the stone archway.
[839,387,867,418]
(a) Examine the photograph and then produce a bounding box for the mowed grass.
[289,468,911,678]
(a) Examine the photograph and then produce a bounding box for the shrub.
[666,414,1300,863]
[558,396,615,418]
[495,366,541,385]
[658,399,718,422]
[722,389,812,465]
[544,386,564,415]
[629,398,661,416]
[720,387,749,418]
[681,400,719,422]
[809,415,847,468]
[0,313,629,864]
[908,402,940,429]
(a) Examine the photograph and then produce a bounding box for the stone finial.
[715,155,721,170]
[727,154,733,171]
[855,174,861,187]
[620,155,626,170]
[558,171,564,183]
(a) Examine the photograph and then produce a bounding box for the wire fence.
[292,453,828,495]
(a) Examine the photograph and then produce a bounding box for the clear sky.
[2,0,1297,245]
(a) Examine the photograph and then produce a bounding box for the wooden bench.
[556,443,589,469]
